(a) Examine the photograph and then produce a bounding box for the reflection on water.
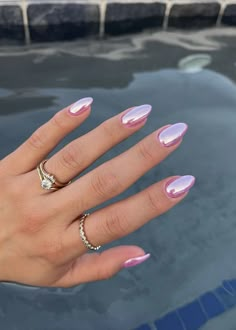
[1,29,236,330]
[178,54,212,73]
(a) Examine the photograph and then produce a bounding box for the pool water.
[1,28,236,330]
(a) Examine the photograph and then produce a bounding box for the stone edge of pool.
[0,0,236,44]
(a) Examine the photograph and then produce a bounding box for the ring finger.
[39,103,153,184]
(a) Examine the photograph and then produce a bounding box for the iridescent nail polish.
[158,123,188,147]
[69,97,93,115]
[165,175,195,198]
[121,105,152,127]
[122,253,151,268]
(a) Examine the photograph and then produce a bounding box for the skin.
[0,102,190,288]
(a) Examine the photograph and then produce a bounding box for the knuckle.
[18,201,52,235]
[91,167,123,199]
[40,239,63,261]
[146,189,163,213]
[97,266,114,281]
[60,143,82,170]
[37,233,65,264]
[20,210,44,234]
[138,140,156,164]
[102,211,128,239]
[28,129,46,150]
[51,111,68,130]
[0,176,16,197]
[100,120,117,144]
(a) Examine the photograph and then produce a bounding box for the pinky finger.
[53,245,149,287]
[64,175,195,259]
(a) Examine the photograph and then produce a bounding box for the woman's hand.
[0,98,195,287]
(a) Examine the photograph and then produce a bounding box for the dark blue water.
[1,29,236,330]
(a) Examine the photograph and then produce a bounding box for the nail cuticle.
[121,104,152,127]
[69,97,93,116]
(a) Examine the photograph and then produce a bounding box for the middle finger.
[48,122,188,222]
[41,104,153,184]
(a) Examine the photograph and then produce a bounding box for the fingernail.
[165,175,195,198]
[121,104,152,127]
[123,253,151,268]
[158,123,188,147]
[69,97,93,116]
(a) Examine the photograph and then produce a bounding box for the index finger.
[1,97,93,175]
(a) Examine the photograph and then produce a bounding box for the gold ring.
[37,159,72,191]
[79,213,101,251]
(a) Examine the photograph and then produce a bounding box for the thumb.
[55,246,151,287]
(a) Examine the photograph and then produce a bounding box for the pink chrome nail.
[165,175,195,198]
[69,97,93,116]
[122,253,151,268]
[158,123,188,147]
[121,104,152,127]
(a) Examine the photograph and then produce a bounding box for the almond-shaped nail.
[123,253,151,268]
[121,104,152,127]
[165,175,195,198]
[69,97,93,116]
[158,123,188,147]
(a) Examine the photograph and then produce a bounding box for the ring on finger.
[79,213,101,251]
[37,159,72,191]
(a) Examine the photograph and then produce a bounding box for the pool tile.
[154,311,184,330]
[222,280,235,294]
[169,3,220,29]
[178,300,207,330]
[222,5,236,26]
[200,292,225,318]
[228,279,236,292]
[105,3,166,36]
[214,286,236,309]
[27,4,99,42]
[0,5,24,42]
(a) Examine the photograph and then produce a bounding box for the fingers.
[53,246,147,287]
[63,175,195,259]
[38,104,152,184]
[1,98,93,175]
[50,122,188,220]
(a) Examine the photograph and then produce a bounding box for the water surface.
[1,28,236,330]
